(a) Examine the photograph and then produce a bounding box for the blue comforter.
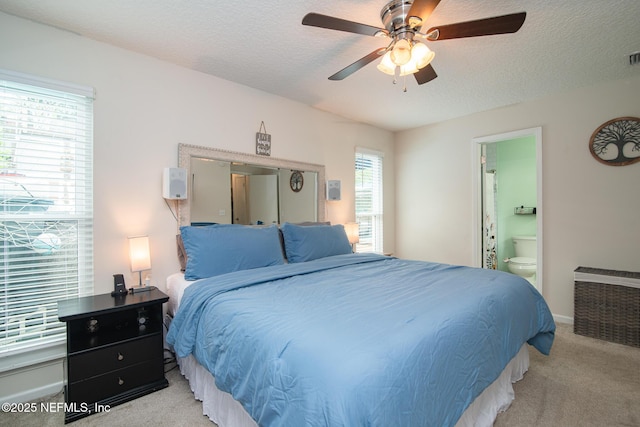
[167,253,555,427]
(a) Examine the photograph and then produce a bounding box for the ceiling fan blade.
[427,12,526,40]
[302,13,385,37]
[329,48,387,81]
[406,0,442,28]
[414,64,438,85]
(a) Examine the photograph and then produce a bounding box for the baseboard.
[2,380,63,404]
[553,314,574,325]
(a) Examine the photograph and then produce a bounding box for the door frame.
[470,127,544,293]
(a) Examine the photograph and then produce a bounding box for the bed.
[166,223,555,427]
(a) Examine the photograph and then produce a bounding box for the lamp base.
[129,285,157,294]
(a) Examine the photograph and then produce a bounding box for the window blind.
[355,148,383,253]
[0,70,94,358]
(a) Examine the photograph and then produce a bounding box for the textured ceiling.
[1,0,638,131]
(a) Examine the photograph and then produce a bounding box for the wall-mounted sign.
[589,117,640,166]
[256,121,271,156]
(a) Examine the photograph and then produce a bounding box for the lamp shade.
[390,39,412,66]
[344,222,360,245]
[377,51,397,75]
[411,42,435,69]
[398,60,420,76]
[129,235,151,272]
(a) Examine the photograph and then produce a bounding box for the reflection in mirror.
[178,144,325,227]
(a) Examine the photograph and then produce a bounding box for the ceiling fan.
[302,0,526,86]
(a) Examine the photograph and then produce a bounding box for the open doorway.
[471,127,543,293]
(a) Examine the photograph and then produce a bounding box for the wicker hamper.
[574,267,640,347]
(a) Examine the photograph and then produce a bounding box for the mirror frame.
[178,143,326,226]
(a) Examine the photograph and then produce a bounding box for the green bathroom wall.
[496,136,537,271]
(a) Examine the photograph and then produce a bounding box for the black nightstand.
[57,289,169,423]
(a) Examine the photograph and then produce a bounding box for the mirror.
[178,144,326,227]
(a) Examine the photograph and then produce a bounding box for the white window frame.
[355,147,383,253]
[0,69,94,370]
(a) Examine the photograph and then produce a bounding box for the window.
[355,148,383,253]
[0,70,93,360]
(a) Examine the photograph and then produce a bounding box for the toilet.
[505,236,537,284]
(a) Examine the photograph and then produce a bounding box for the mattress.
[176,345,530,427]
[166,272,195,317]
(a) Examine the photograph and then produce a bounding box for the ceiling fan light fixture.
[376,51,397,75]
[398,61,419,76]
[411,42,435,69]
[379,41,435,78]
[390,38,412,66]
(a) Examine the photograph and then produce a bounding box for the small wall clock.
[589,117,640,166]
[290,170,304,192]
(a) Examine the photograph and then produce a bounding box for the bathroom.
[482,135,537,286]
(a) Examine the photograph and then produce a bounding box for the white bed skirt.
[455,345,529,426]
[177,344,529,427]
[178,354,257,427]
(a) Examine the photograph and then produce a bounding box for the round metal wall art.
[289,170,304,192]
[589,117,640,166]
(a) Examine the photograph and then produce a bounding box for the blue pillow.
[280,222,353,263]
[180,224,285,280]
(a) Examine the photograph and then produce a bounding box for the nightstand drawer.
[68,333,162,382]
[67,356,164,404]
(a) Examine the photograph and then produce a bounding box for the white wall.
[0,12,394,401]
[395,74,640,320]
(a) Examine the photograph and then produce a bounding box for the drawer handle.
[118,377,124,386]
[117,352,124,361]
